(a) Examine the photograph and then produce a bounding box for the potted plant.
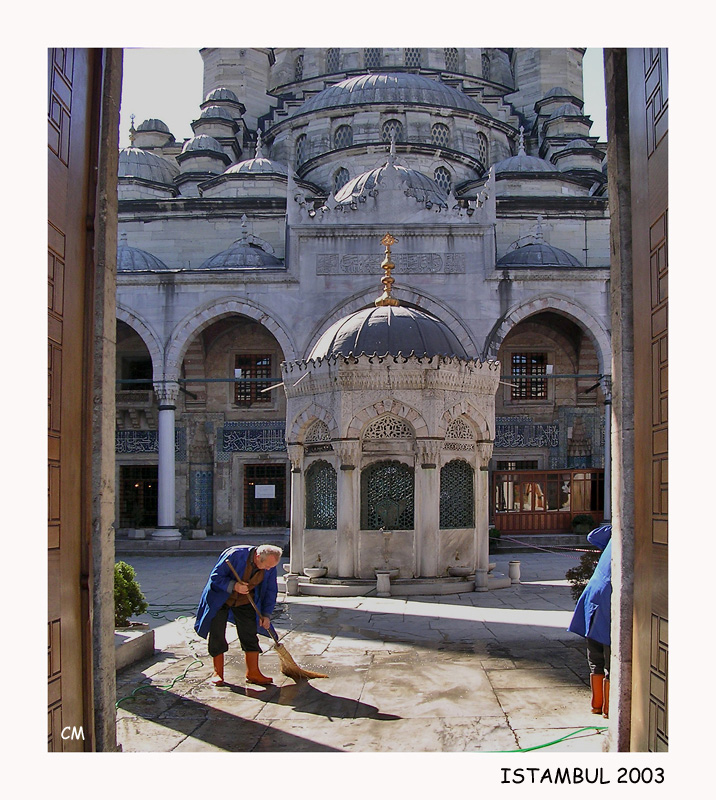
[571,514,596,534]
[114,561,149,628]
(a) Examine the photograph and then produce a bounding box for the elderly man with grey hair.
[195,544,283,686]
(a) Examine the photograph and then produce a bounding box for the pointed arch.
[116,303,164,381]
[347,398,429,439]
[287,402,338,443]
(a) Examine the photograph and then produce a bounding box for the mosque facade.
[115,47,611,563]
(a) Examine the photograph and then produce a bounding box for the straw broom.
[224,558,327,681]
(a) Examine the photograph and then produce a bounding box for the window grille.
[445,417,475,450]
[333,167,350,194]
[333,125,353,149]
[440,459,475,528]
[294,54,304,81]
[511,353,548,399]
[305,420,330,443]
[296,133,308,166]
[381,119,403,142]
[405,48,422,67]
[444,48,458,71]
[326,48,340,73]
[434,166,451,193]
[305,460,337,529]
[476,132,488,167]
[361,460,414,529]
[364,48,382,69]
[363,415,414,440]
[234,354,272,406]
[431,123,450,148]
[481,53,490,80]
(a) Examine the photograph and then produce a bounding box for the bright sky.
[118,47,607,150]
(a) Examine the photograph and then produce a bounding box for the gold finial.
[375,233,400,307]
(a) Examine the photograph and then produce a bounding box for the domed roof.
[222,132,294,177]
[494,128,558,174]
[117,244,170,271]
[198,240,284,269]
[181,135,226,155]
[497,242,583,268]
[548,102,584,120]
[309,305,468,360]
[136,118,171,133]
[198,105,236,121]
[297,72,490,117]
[204,87,240,103]
[334,160,448,207]
[563,138,593,149]
[118,147,179,184]
[544,86,573,97]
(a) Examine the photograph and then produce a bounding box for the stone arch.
[483,294,611,374]
[304,285,480,360]
[439,399,492,440]
[116,303,164,382]
[347,398,429,439]
[287,402,339,443]
[164,297,298,380]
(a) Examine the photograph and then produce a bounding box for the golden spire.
[375,232,400,307]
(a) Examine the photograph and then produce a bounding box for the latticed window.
[481,53,490,80]
[234,354,272,405]
[445,417,475,450]
[305,460,337,529]
[305,420,330,443]
[296,133,308,166]
[511,352,548,399]
[363,415,414,440]
[361,460,414,530]
[431,123,450,148]
[440,460,475,528]
[294,54,304,81]
[326,48,340,73]
[434,166,451,193]
[381,118,404,143]
[405,48,422,67]
[364,48,382,69]
[444,48,458,71]
[333,167,350,194]
[334,125,353,149]
[476,132,489,167]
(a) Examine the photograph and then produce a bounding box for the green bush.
[565,549,601,602]
[571,513,595,529]
[114,561,148,627]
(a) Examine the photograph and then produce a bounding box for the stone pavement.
[114,549,610,753]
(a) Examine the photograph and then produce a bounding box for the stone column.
[416,440,441,577]
[334,440,360,578]
[475,442,493,590]
[287,444,304,574]
[152,381,181,539]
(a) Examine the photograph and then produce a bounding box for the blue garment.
[568,525,612,645]
[194,545,278,640]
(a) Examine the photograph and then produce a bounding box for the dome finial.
[518,125,526,155]
[375,233,400,307]
[255,129,264,159]
[387,129,397,166]
[129,113,136,145]
[534,214,544,242]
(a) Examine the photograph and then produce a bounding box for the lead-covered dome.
[297,72,490,117]
[117,244,170,271]
[198,240,284,269]
[309,305,468,360]
[497,242,583,268]
[118,147,179,184]
[334,161,448,207]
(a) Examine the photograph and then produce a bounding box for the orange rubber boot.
[210,653,225,686]
[590,673,604,714]
[602,677,610,719]
[245,651,273,685]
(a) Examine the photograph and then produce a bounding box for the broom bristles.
[274,642,328,680]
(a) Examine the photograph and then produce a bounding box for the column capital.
[154,380,180,407]
[416,438,442,466]
[477,441,494,466]
[287,443,304,471]
[333,439,360,467]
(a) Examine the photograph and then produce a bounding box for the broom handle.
[224,557,280,645]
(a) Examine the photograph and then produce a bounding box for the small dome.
[497,242,583,268]
[198,241,283,269]
[334,162,448,207]
[549,103,584,120]
[204,87,240,103]
[198,105,236,122]
[309,305,468,360]
[118,147,179,184]
[224,157,291,177]
[117,244,170,271]
[136,118,171,133]
[494,151,557,174]
[563,138,593,149]
[181,135,226,155]
[297,72,490,117]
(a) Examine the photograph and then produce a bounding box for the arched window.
[431,123,450,148]
[405,48,421,68]
[294,54,304,82]
[305,460,337,530]
[481,53,490,81]
[361,460,414,530]
[444,48,458,72]
[381,118,404,143]
[476,132,489,167]
[326,48,340,73]
[296,133,308,166]
[434,166,451,193]
[333,124,353,149]
[363,414,414,440]
[333,167,350,194]
[440,460,475,528]
[364,48,382,69]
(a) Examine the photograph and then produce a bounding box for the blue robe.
[194,545,278,640]
[567,525,612,645]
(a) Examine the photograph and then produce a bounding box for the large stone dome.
[334,161,448,207]
[309,305,468,360]
[297,72,490,117]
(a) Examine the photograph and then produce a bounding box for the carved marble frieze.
[316,252,466,275]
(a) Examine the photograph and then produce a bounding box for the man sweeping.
[195,544,283,686]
